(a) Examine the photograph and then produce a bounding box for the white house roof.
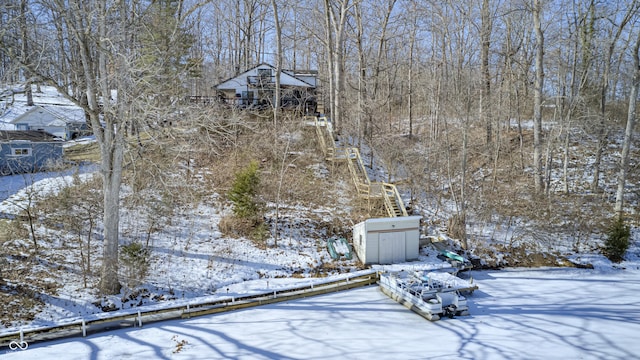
[0,120,14,130]
[215,63,316,91]
[10,105,85,127]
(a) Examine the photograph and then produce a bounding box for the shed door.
[378,232,405,264]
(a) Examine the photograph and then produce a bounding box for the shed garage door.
[378,232,405,264]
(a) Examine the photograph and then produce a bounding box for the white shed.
[352,216,422,265]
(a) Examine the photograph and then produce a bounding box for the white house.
[214,63,318,113]
[352,216,422,265]
[10,105,90,140]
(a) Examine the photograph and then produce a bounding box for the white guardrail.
[1,270,379,351]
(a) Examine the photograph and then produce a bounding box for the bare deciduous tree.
[532,0,545,193]
[323,0,353,133]
[615,23,640,215]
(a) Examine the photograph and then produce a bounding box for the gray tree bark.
[480,0,492,145]
[323,0,336,124]
[592,2,638,192]
[95,0,124,295]
[19,0,32,106]
[271,0,283,247]
[324,0,352,134]
[533,0,545,193]
[271,0,282,126]
[615,29,640,215]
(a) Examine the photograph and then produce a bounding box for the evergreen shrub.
[604,217,630,263]
[228,161,261,218]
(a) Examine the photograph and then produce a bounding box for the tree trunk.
[80,0,124,295]
[324,0,351,134]
[615,29,640,215]
[355,2,365,146]
[459,110,469,250]
[99,141,124,294]
[323,0,335,122]
[592,3,636,192]
[20,0,33,106]
[408,23,415,137]
[533,0,545,193]
[480,0,492,144]
[563,32,580,194]
[333,1,350,134]
[271,0,283,247]
[271,0,282,127]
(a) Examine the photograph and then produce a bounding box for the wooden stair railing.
[345,147,371,197]
[381,183,408,217]
[314,116,332,158]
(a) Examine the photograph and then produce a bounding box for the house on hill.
[10,105,91,140]
[213,63,319,114]
[0,130,64,175]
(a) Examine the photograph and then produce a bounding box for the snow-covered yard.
[3,85,640,359]
[1,141,640,359]
[3,267,640,359]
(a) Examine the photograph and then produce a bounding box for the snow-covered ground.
[3,168,639,358]
[0,162,97,204]
[3,84,640,359]
[3,267,640,359]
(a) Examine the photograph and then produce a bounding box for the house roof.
[0,120,13,131]
[0,130,62,142]
[214,63,316,91]
[10,105,85,127]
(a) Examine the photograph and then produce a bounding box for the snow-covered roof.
[0,85,85,125]
[10,105,85,126]
[215,63,316,91]
[0,120,14,130]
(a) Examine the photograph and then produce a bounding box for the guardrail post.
[82,319,86,337]
[137,311,142,327]
[186,304,190,319]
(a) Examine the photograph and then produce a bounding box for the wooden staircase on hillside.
[381,183,408,217]
[313,116,338,160]
[345,147,371,197]
[311,116,408,218]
